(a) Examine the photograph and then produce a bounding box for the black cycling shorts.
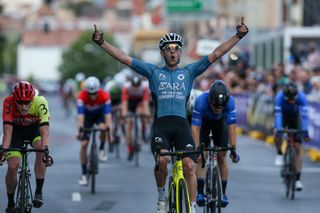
[200,117,229,148]
[10,124,41,148]
[151,115,196,162]
[128,98,143,113]
[82,112,105,140]
[282,113,302,142]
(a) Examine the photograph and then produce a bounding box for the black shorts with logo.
[151,115,196,162]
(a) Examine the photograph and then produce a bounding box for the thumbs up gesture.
[92,24,104,45]
[236,17,249,39]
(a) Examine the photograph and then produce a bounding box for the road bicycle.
[203,139,233,213]
[280,128,303,200]
[82,127,109,194]
[0,140,52,213]
[155,146,205,213]
[122,113,151,167]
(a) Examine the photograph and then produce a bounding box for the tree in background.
[58,30,120,82]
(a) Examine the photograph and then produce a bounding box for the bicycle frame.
[123,113,151,167]
[83,127,109,194]
[156,147,205,213]
[204,145,232,213]
[169,156,190,213]
[1,142,50,212]
[280,128,302,200]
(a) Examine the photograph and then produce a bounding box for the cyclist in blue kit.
[92,18,248,213]
[274,81,310,191]
[191,80,240,208]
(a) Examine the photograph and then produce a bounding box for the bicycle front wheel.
[17,170,26,212]
[178,179,190,213]
[284,146,296,200]
[210,166,222,213]
[90,144,98,194]
[168,176,176,212]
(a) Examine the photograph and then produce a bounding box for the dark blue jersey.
[130,56,211,118]
[274,91,309,131]
[191,92,237,126]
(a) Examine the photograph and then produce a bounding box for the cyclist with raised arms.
[121,75,150,160]
[274,81,310,191]
[76,76,113,186]
[0,81,52,213]
[191,80,240,208]
[92,18,248,213]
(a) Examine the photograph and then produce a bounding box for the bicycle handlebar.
[279,128,306,134]
[121,113,152,120]
[155,144,205,171]
[204,146,234,152]
[0,145,53,167]
[81,127,110,133]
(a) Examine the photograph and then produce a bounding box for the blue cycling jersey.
[191,92,237,126]
[130,56,212,118]
[274,91,309,131]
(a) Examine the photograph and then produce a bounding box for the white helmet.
[159,33,183,50]
[85,76,100,94]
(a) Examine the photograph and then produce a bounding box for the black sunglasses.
[15,100,31,105]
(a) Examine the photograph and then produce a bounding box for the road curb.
[240,129,320,163]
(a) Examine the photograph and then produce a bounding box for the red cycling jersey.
[121,82,150,102]
[2,96,50,127]
[77,89,112,114]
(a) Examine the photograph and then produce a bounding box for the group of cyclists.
[0,15,312,213]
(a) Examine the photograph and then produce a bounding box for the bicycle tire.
[134,115,139,167]
[178,179,190,213]
[18,170,26,212]
[168,176,176,213]
[204,166,212,213]
[90,143,98,194]
[288,147,296,200]
[284,146,296,200]
[212,166,222,213]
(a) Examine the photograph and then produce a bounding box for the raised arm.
[208,17,248,63]
[92,24,133,66]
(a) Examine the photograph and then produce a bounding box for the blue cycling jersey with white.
[274,91,309,131]
[191,92,237,126]
[130,56,212,118]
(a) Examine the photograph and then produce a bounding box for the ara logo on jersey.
[177,74,185,80]
[159,82,186,91]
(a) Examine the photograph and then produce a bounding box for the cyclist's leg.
[140,100,151,142]
[6,156,21,208]
[80,116,92,176]
[32,133,48,207]
[173,117,197,208]
[195,120,211,205]
[126,101,137,160]
[213,119,229,206]
[288,115,304,188]
[5,128,24,208]
[97,115,109,161]
[151,117,171,203]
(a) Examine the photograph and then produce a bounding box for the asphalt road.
[0,95,320,213]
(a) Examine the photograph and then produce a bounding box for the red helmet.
[12,81,36,102]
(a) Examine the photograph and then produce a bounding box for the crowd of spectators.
[193,41,320,103]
